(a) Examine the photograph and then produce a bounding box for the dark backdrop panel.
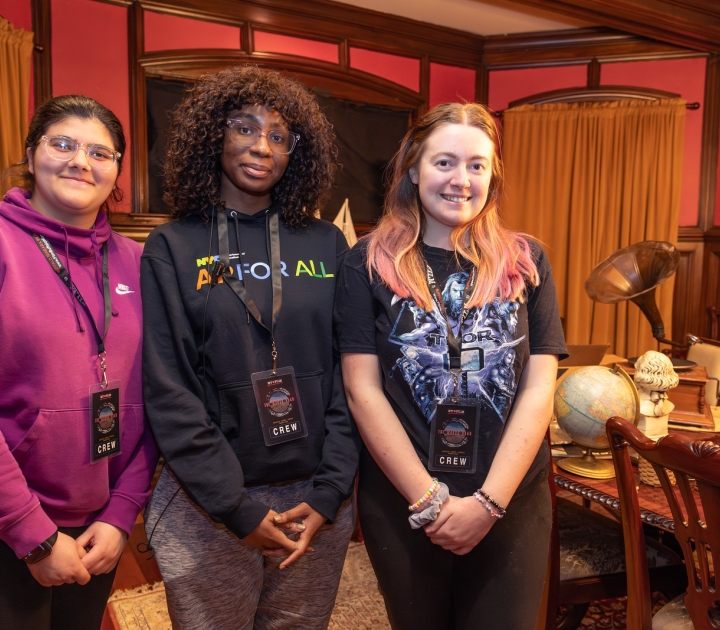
[314,94,409,223]
[146,77,189,214]
[145,77,410,221]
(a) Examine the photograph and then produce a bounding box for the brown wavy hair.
[2,94,125,213]
[163,65,337,227]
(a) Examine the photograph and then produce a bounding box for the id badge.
[89,380,121,463]
[428,399,479,474]
[251,366,308,446]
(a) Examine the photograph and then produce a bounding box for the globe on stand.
[554,365,639,479]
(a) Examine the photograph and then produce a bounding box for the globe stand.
[557,448,616,479]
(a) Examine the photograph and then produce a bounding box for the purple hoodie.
[0,188,158,558]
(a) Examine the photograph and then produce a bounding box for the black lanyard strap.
[424,259,477,371]
[32,232,112,380]
[217,207,283,371]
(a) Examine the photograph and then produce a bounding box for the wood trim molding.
[99,0,483,65]
[698,54,720,233]
[483,28,701,69]
[587,58,600,88]
[508,85,681,108]
[128,1,148,214]
[31,0,52,106]
[701,240,720,337]
[673,241,704,343]
[505,0,720,54]
[108,213,170,243]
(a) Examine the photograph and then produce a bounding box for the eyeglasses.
[225,119,300,155]
[40,135,121,171]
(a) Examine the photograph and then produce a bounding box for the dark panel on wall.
[146,77,189,214]
[314,94,409,223]
[673,240,704,343]
[143,78,408,221]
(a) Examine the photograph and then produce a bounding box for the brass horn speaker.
[585,241,681,346]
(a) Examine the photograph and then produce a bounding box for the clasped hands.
[423,495,496,556]
[27,521,128,587]
[244,502,325,569]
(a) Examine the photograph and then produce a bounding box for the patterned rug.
[106,542,390,630]
[107,542,664,629]
[563,592,669,629]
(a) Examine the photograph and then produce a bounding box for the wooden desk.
[554,466,676,533]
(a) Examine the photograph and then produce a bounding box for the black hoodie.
[141,206,358,538]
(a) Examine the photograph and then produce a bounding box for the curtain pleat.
[503,99,685,358]
[0,16,34,189]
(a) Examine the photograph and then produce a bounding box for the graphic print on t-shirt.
[388,271,524,423]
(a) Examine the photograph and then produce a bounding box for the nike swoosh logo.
[115,284,135,295]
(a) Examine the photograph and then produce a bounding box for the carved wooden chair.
[541,437,685,630]
[606,416,720,629]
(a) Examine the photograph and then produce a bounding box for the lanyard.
[217,207,283,372]
[424,258,477,372]
[32,232,112,385]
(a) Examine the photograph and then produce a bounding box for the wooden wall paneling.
[419,56,429,117]
[31,0,52,106]
[698,54,720,233]
[102,0,484,66]
[673,236,704,343]
[587,58,600,87]
[482,28,698,70]
[701,237,720,338]
[128,0,149,213]
[505,0,720,54]
[241,21,252,55]
[475,64,489,106]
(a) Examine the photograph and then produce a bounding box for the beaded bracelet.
[472,491,505,519]
[408,478,440,513]
[477,489,507,517]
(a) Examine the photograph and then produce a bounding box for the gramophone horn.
[585,241,680,344]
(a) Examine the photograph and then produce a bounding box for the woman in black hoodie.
[141,66,358,630]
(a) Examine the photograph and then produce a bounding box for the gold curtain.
[0,16,34,188]
[503,99,685,358]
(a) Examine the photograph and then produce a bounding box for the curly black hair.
[163,66,337,228]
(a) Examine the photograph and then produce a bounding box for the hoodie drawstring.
[62,225,85,333]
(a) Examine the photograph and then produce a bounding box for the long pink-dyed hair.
[366,102,539,311]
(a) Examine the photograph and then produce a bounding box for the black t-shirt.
[334,239,568,497]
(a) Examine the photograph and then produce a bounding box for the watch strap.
[22,530,58,565]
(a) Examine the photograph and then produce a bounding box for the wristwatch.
[22,531,58,565]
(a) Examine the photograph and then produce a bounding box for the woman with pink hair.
[335,102,567,629]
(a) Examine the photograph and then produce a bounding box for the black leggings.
[0,525,117,630]
[358,452,552,630]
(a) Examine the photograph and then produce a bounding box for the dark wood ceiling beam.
[506,0,720,53]
[484,27,700,68]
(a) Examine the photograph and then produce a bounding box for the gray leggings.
[144,467,355,630]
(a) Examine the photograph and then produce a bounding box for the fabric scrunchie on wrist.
[408,482,450,529]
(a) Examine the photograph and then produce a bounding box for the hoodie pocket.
[218,370,326,471]
[11,405,141,516]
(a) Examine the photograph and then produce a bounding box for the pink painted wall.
[488,65,587,112]
[254,32,338,64]
[0,0,31,31]
[52,0,131,212]
[145,11,240,52]
[601,58,706,227]
[350,47,420,92]
[429,63,475,108]
[0,0,34,119]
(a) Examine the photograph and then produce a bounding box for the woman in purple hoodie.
[0,95,158,630]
